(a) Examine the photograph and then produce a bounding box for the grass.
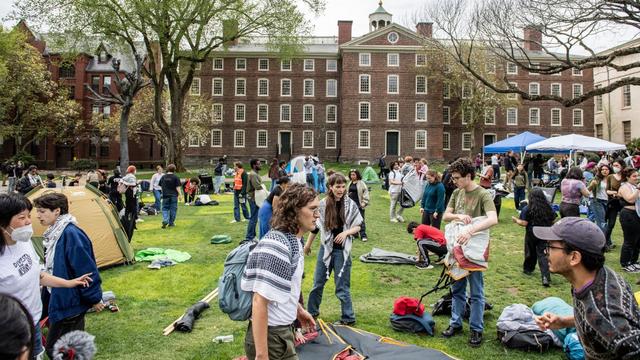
[85,168,639,360]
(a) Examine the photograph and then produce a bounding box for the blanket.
[443,217,490,280]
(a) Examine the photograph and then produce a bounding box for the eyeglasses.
[544,244,565,254]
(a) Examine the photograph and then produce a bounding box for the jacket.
[348,180,369,208]
[420,182,445,213]
[48,224,102,324]
[233,169,247,193]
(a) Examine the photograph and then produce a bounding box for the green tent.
[362,166,379,184]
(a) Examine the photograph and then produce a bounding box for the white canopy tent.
[525,134,626,153]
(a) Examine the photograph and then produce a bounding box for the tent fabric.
[362,166,379,184]
[483,131,547,154]
[286,155,309,184]
[28,185,134,268]
[401,169,424,207]
[525,134,626,152]
[134,248,191,263]
[359,248,418,265]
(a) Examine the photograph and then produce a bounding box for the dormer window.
[99,51,108,63]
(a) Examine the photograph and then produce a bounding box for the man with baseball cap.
[533,217,640,359]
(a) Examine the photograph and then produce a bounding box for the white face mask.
[613,167,621,174]
[8,224,34,243]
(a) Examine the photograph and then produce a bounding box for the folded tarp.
[134,248,191,263]
[175,301,210,332]
[359,248,418,265]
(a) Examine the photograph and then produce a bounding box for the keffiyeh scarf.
[43,213,77,276]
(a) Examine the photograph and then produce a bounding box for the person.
[512,163,529,210]
[605,159,625,250]
[616,167,640,273]
[183,177,199,205]
[45,173,56,188]
[400,156,413,175]
[257,176,290,239]
[512,188,556,287]
[418,158,429,181]
[86,169,100,188]
[442,161,457,208]
[532,154,544,180]
[347,169,369,242]
[268,158,279,192]
[533,217,640,359]
[119,171,138,240]
[304,156,314,187]
[441,158,498,347]
[33,193,103,358]
[245,159,263,241]
[0,293,36,360]
[420,170,445,229]
[159,164,182,229]
[587,164,610,236]
[407,221,447,270]
[388,161,405,223]
[478,159,494,189]
[97,169,108,194]
[150,165,164,211]
[106,170,123,211]
[474,154,482,173]
[490,154,500,180]
[316,160,326,194]
[277,160,288,179]
[305,173,362,326]
[16,165,42,195]
[503,151,517,191]
[5,160,19,193]
[68,173,81,187]
[560,167,590,217]
[241,184,318,360]
[231,162,250,224]
[213,157,226,194]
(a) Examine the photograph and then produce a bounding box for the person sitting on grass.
[407,221,447,270]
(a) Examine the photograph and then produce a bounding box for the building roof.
[214,36,339,56]
[370,2,391,16]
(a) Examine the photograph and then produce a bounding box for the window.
[258,58,269,71]
[507,133,517,138]
[188,135,200,147]
[416,54,427,66]
[416,75,427,94]
[326,131,337,149]
[326,79,337,97]
[595,124,603,139]
[388,53,399,67]
[103,105,111,119]
[572,109,583,126]
[235,104,245,122]
[551,83,561,97]
[359,74,370,93]
[595,85,603,112]
[624,121,632,143]
[529,108,540,125]
[623,84,631,107]
[442,106,450,124]
[358,130,370,149]
[256,130,268,148]
[303,104,314,122]
[551,108,561,126]
[103,76,111,95]
[415,103,427,122]
[443,83,450,99]
[212,78,223,96]
[257,104,269,122]
[484,108,496,125]
[190,77,201,95]
[326,105,337,123]
[529,63,539,75]
[326,59,338,72]
[529,82,540,96]
[359,53,371,67]
[572,68,583,76]
[443,132,450,150]
[462,83,472,99]
[387,75,399,94]
[92,104,100,114]
[359,102,370,121]
[235,58,246,70]
[256,79,268,96]
[194,62,202,71]
[507,62,518,74]
[304,79,314,97]
[211,129,222,147]
[387,103,399,121]
[302,130,314,148]
[572,84,582,99]
[387,31,399,43]
[461,109,472,125]
[234,130,245,147]
[212,103,223,122]
[281,59,292,71]
[281,79,291,96]
[303,59,314,71]
[59,63,75,78]
[506,108,518,125]
[280,104,291,122]
[507,82,518,100]
[415,130,427,150]
[462,132,472,150]
[484,133,497,146]
[235,78,246,96]
[213,58,224,70]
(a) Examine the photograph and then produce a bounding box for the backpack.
[117,181,128,194]
[140,180,151,192]
[497,329,554,353]
[218,240,258,321]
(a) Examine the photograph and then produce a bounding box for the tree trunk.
[166,86,185,171]
[119,105,131,170]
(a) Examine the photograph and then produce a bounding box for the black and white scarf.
[43,214,77,276]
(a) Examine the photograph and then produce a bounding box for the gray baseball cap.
[533,217,605,255]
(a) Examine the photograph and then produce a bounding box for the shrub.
[10,151,36,165]
[70,158,98,171]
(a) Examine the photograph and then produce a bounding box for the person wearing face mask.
[605,159,625,251]
[0,193,94,360]
[32,193,103,359]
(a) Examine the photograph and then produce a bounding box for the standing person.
[534,218,640,359]
[587,164,610,236]
[119,170,138,240]
[347,169,369,242]
[16,165,42,195]
[268,158,279,192]
[512,163,529,210]
[512,188,556,287]
[617,167,640,273]
[532,154,544,180]
[560,167,591,218]
[304,173,362,326]
[33,193,103,359]
[106,169,123,212]
[231,162,250,224]
[474,154,482,173]
[159,164,182,229]
[420,170,445,229]
[241,184,318,360]
[407,222,447,270]
[478,159,494,189]
[441,158,498,347]
[490,154,500,180]
[401,156,414,175]
[442,161,457,208]
[6,160,18,193]
[86,169,99,188]
[245,159,263,241]
[503,151,517,191]
[258,177,291,239]
[150,165,164,211]
[213,157,226,195]
[277,160,288,179]
[388,161,405,223]
[605,159,625,250]
[316,160,326,194]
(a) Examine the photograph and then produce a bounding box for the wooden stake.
[162,287,219,336]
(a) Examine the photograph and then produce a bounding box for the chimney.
[338,21,353,45]
[223,19,239,47]
[416,22,433,38]
[523,26,542,51]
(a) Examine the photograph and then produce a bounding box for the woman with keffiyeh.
[304,173,363,326]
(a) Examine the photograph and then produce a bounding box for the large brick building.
[184,3,593,164]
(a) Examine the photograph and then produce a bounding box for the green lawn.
[86,170,639,360]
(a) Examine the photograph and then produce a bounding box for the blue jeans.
[450,271,485,332]
[8,176,16,193]
[153,190,162,210]
[34,322,43,357]
[233,190,249,221]
[318,174,326,193]
[214,176,224,194]
[270,179,277,193]
[162,196,178,226]
[258,201,273,240]
[245,198,259,241]
[514,186,526,210]
[590,198,608,234]
[307,246,355,323]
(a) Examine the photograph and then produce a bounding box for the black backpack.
[497,329,554,353]
[431,291,493,319]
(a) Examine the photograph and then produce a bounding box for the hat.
[533,217,605,255]
[120,174,137,187]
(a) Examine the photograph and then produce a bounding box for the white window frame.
[462,132,472,151]
[572,84,583,99]
[507,82,518,100]
[415,130,427,150]
[303,59,315,71]
[387,75,399,94]
[529,63,539,75]
[211,129,222,147]
[359,74,371,94]
[416,75,427,94]
[325,130,337,149]
[302,130,314,148]
[443,83,450,99]
[623,84,632,108]
[358,129,370,149]
[415,54,427,66]
[484,108,496,125]
[212,58,224,70]
[443,132,450,150]
[442,106,451,124]
[595,85,603,112]
[529,82,540,96]
[415,102,427,122]
[256,130,268,148]
[235,58,247,71]
[550,83,562,97]
[551,108,562,126]
[506,107,518,126]
[258,58,269,71]
[303,104,314,123]
[462,83,472,99]
[281,59,292,71]
[572,68,583,76]
[280,104,291,122]
[483,133,497,147]
[235,78,246,96]
[257,78,269,96]
[326,59,338,72]
[387,53,399,67]
[326,79,338,97]
[257,104,269,122]
[304,79,315,97]
[190,77,201,96]
[461,109,472,125]
[387,102,399,122]
[326,105,337,123]
[573,109,584,127]
[506,62,518,75]
[359,102,370,121]
[188,134,200,147]
[234,104,246,122]
[359,53,371,67]
[212,103,223,123]
[281,79,292,97]
[212,78,223,96]
[233,129,245,148]
[529,107,540,126]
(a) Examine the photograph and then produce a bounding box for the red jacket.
[413,224,446,246]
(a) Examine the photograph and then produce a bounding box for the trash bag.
[175,301,210,332]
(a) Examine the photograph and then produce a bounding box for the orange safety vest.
[234,169,244,190]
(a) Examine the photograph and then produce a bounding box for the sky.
[1,0,638,54]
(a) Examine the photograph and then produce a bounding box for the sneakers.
[542,276,550,287]
[390,218,399,223]
[135,218,144,223]
[622,264,640,273]
[161,222,167,229]
[469,330,483,347]
[362,237,368,242]
[396,216,405,223]
[230,220,238,224]
[415,262,434,270]
[334,320,356,326]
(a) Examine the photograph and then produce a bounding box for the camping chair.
[418,266,454,305]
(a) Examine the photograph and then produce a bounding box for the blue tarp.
[483,131,547,154]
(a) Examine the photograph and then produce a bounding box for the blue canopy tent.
[483,131,547,154]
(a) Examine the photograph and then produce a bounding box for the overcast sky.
[1,0,638,53]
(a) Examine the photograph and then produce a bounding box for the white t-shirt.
[388,170,403,194]
[0,241,42,325]
[267,254,304,326]
[491,155,498,166]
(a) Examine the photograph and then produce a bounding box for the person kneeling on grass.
[407,221,447,270]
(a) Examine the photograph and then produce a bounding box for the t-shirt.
[348,183,359,204]
[267,254,304,326]
[491,155,498,166]
[150,172,164,191]
[0,241,42,326]
[413,224,446,246]
[607,174,622,192]
[519,204,556,232]
[561,178,586,205]
[266,185,283,205]
[479,166,493,189]
[159,173,181,198]
[447,186,496,218]
[388,170,402,193]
